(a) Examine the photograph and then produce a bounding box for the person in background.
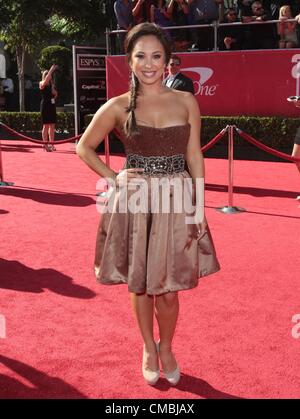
[25,75,33,111]
[167,0,190,50]
[242,1,276,49]
[39,64,58,152]
[1,76,14,111]
[114,0,134,54]
[237,0,253,19]
[219,7,243,50]
[133,0,156,24]
[150,0,173,44]
[278,5,298,48]
[163,54,195,94]
[187,0,223,51]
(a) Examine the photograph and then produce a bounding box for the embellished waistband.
[125,153,185,175]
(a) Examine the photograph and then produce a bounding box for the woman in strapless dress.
[76,22,220,387]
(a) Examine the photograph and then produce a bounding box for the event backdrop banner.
[106,50,300,118]
[73,46,106,134]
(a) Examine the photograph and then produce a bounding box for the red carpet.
[0,140,300,399]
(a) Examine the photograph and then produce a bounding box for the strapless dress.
[94,124,220,295]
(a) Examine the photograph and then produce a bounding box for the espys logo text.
[182,67,218,96]
[77,54,105,70]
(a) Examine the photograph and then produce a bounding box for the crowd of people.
[113,0,300,51]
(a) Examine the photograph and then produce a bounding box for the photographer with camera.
[39,64,58,152]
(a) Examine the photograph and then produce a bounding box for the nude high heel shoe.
[164,364,180,386]
[142,345,160,386]
[43,143,50,152]
[157,342,181,386]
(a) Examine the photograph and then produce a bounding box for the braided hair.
[124,23,172,138]
[124,72,140,137]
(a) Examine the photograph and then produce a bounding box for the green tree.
[50,0,110,43]
[0,0,53,111]
[0,0,110,111]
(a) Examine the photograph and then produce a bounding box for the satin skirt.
[94,170,220,295]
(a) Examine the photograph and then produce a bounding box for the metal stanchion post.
[216,125,245,214]
[213,20,219,51]
[105,28,111,56]
[0,138,14,187]
[96,29,111,200]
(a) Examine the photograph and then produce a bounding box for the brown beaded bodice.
[121,124,191,157]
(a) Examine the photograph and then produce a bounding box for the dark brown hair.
[124,23,172,137]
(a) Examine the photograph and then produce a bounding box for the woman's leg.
[48,124,55,142]
[42,124,49,142]
[42,124,50,150]
[155,292,179,373]
[130,293,158,371]
[48,124,56,150]
[292,143,300,173]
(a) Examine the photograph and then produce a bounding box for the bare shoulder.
[173,90,200,118]
[170,89,197,106]
[103,92,129,112]
[163,88,200,123]
[111,92,130,107]
[95,92,130,124]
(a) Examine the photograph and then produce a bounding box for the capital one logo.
[182,67,218,96]
[82,84,102,90]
